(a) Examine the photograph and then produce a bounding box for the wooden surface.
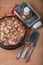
[0,0,43,65]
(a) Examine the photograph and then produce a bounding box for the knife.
[16,29,32,60]
[25,30,39,63]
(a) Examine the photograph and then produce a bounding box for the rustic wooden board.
[0,0,43,65]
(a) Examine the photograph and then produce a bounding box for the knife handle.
[25,46,34,63]
[21,47,29,58]
[16,44,25,60]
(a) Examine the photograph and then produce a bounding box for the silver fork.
[16,30,39,60]
[16,29,31,60]
[16,35,30,60]
[21,30,39,59]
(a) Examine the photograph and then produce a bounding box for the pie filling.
[0,17,26,46]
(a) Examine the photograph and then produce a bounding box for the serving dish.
[0,16,26,50]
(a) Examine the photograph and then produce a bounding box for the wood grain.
[0,0,43,65]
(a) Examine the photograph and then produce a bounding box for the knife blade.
[25,30,39,63]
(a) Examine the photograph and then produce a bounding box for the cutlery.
[25,30,39,63]
[16,29,31,60]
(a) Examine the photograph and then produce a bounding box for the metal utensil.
[16,44,26,60]
[21,43,30,58]
[16,30,36,59]
[16,29,31,60]
[21,30,39,58]
[25,30,39,63]
[16,34,28,60]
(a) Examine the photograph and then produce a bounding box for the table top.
[0,0,43,65]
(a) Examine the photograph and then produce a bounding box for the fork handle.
[25,46,34,63]
[16,44,26,60]
[21,47,29,58]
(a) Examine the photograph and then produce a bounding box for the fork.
[25,30,39,63]
[21,30,39,59]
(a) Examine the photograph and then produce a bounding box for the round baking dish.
[0,16,26,50]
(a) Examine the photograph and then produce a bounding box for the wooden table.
[0,0,43,65]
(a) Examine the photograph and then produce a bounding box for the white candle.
[24,7,30,16]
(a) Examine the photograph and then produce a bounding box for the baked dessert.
[0,17,26,46]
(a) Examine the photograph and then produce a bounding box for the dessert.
[0,17,26,46]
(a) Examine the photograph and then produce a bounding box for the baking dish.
[0,16,26,50]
